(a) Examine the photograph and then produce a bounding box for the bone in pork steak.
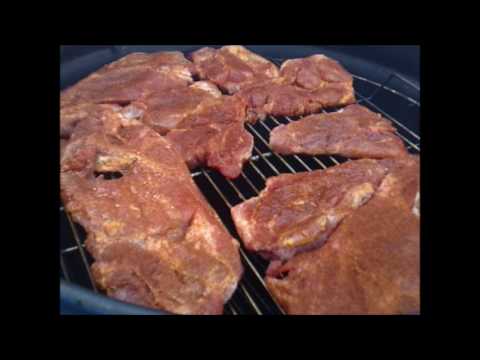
[266,155,420,314]
[231,159,389,260]
[60,106,242,315]
[235,78,355,122]
[166,120,253,180]
[191,45,280,94]
[270,104,408,159]
[60,52,194,108]
[127,81,254,179]
[280,54,353,91]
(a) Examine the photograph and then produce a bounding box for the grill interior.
[60,56,421,315]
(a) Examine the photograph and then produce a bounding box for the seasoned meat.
[60,107,242,315]
[266,155,420,314]
[127,82,253,179]
[96,51,196,74]
[308,82,356,108]
[60,103,123,139]
[231,159,389,260]
[280,54,353,91]
[165,94,253,179]
[270,104,408,158]
[233,53,355,122]
[60,52,194,108]
[191,45,280,94]
[166,121,253,179]
[235,79,354,122]
[128,81,222,135]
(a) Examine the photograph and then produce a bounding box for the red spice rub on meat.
[235,79,354,122]
[61,103,123,139]
[191,45,280,94]
[270,104,408,159]
[231,159,389,261]
[266,155,420,314]
[127,81,223,135]
[127,81,253,179]
[60,52,195,108]
[60,106,242,314]
[96,51,196,74]
[280,54,353,91]
[233,53,355,122]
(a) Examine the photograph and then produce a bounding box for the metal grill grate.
[60,57,420,315]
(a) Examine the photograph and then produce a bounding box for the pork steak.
[266,155,420,314]
[125,81,254,179]
[60,52,194,108]
[60,106,242,314]
[280,54,353,91]
[231,159,389,260]
[270,104,408,159]
[235,78,354,122]
[191,45,280,94]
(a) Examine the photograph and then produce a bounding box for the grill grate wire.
[60,57,420,315]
